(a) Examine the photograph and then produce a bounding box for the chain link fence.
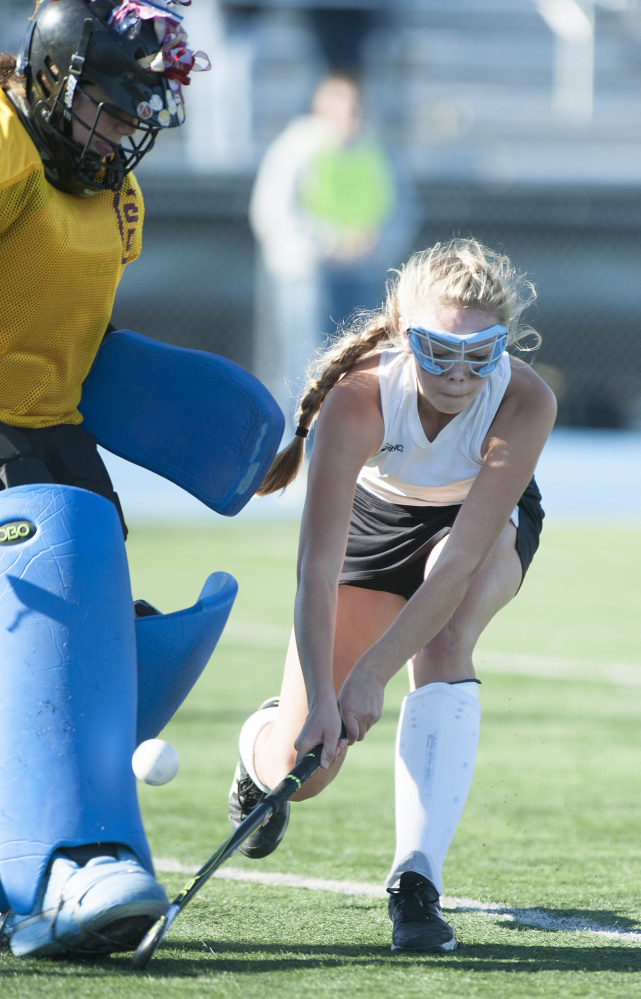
[112,176,641,429]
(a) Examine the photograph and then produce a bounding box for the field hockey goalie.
[0,331,284,956]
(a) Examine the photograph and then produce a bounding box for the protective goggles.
[406,324,508,377]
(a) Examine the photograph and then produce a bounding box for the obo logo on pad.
[0,521,37,545]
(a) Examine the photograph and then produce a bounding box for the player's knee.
[425,621,473,663]
[290,753,346,801]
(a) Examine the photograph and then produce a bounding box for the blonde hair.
[0,55,25,97]
[258,237,539,495]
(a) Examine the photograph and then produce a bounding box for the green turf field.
[2,520,640,997]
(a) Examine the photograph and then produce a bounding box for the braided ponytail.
[257,317,393,495]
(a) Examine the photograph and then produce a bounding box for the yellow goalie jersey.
[0,89,144,428]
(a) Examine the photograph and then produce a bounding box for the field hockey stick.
[132,727,345,970]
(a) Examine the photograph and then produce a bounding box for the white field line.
[473,650,641,687]
[154,859,641,944]
[219,623,641,687]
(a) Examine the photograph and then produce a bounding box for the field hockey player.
[0,0,282,959]
[229,237,557,953]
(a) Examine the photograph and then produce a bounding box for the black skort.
[339,477,544,601]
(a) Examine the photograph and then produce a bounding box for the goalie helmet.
[16,0,204,197]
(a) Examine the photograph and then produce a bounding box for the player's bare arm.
[293,357,384,762]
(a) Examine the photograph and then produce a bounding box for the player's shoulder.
[314,358,385,468]
[122,169,144,213]
[332,351,383,403]
[319,351,384,437]
[124,169,142,198]
[504,355,557,420]
[0,89,42,189]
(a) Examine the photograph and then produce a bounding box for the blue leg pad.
[0,485,151,914]
[80,330,285,516]
[136,572,238,745]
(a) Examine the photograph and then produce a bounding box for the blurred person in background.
[250,71,417,433]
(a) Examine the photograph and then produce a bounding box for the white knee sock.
[238,703,279,792]
[385,681,481,895]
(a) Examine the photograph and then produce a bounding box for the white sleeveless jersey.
[357,348,511,506]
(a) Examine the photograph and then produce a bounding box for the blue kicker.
[0,485,152,914]
[80,330,285,517]
[135,571,237,745]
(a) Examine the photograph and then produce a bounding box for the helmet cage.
[406,324,508,378]
[35,76,158,193]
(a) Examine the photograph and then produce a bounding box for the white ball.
[132,739,179,786]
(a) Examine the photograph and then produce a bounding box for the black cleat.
[387,872,457,952]
[228,759,290,858]
[228,699,289,859]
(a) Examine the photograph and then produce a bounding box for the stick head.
[132,910,171,970]
[130,728,344,969]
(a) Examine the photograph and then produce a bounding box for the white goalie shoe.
[2,846,168,958]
